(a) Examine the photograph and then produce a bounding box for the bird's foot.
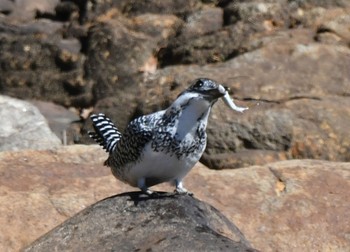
[174,187,194,196]
[174,188,193,196]
[174,180,193,196]
[140,187,160,197]
[138,178,158,197]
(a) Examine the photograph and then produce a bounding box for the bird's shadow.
[105,191,181,206]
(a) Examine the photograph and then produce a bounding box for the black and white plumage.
[89,78,248,195]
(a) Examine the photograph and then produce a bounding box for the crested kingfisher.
[89,78,248,195]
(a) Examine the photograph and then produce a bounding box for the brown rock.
[84,11,182,101]
[138,29,350,168]
[186,160,350,252]
[1,146,349,251]
[318,13,350,43]
[0,145,122,252]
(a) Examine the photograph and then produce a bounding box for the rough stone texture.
[24,193,254,252]
[85,0,202,20]
[0,145,114,252]
[1,146,349,251]
[137,29,350,168]
[6,0,60,22]
[0,95,61,151]
[0,22,89,107]
[1,0,350,168]
[187,160,350,252]
[85,9,181,100]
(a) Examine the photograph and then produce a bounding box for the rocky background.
[0,0,350,251]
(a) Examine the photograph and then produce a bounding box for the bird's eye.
[193,79,204,88]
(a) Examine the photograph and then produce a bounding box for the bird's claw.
[174,188,194,196]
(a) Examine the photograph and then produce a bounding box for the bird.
[89,78,248,195]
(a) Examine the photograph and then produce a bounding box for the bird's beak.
[207,84,226,99]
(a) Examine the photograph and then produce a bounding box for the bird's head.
[177,78,227,103]
[174,78,248,113]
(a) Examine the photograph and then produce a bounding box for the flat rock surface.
[1,145,349,251]
[24,193,254,252]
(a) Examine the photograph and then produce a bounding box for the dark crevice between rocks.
[242,95,322,105]
[241,138,256,150]
[0,10,11,16]
[34,1,88,24]
[224,49,245,61]
[79,33,89,54]
[35,11,57,21]
[68,0,89,24]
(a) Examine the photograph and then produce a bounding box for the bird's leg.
[137,178,155,195]
[174,180,193,196]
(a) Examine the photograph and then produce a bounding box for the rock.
[84,12,182,102]
[289,0,350,8]
[181,7,224,39]
[24,193,255,252]
[0,145,115,252]
[0,23,90,108]
[318,13,350,43]
[186,160,350,252]
[85,0,202,20]
[30,100,81,144]
[138,29,350,168]
[223,1,289,28]
[0,95,61,151]
[7,0,59,22]
[1,145,349,251]
[157,20,253,66]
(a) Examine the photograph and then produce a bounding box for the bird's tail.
[88,113,122,153]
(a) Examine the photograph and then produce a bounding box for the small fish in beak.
[220,85,249,113]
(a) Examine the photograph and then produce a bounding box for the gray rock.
[0,25,90,108]
[182,7,223,39]
[0,95,61,151]
[24,193,256,252]
[8,0,60,22]
[30,100,80,144]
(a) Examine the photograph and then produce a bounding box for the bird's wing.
[110,110,165,167]
[126,110,165,137]
[119,111,164,158]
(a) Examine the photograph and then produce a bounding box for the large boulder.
[0,95,61,151]
[187,160,350,252]
[0,145,113,252]
[24,193,254,252]
[137,29,350,168]
[1,145,349,251]
[1,0,350,167]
